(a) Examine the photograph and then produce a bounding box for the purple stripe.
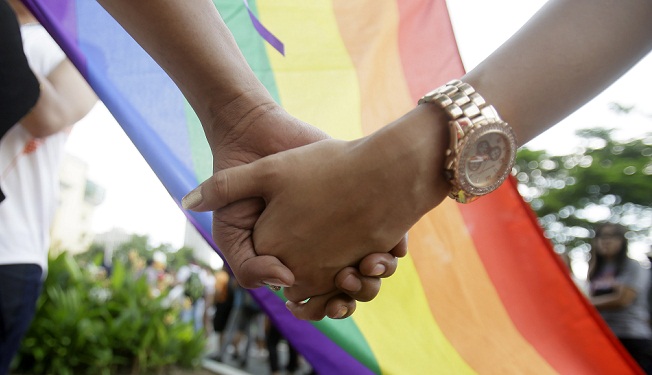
[188,213,372,374]
[243,0,285,55]
[23,1,370,373]
[252,288,374,375]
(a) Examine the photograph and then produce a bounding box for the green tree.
[165,246,197,270]
[515,128,652,254]
[83,234,206,274]
[113,234,152,266]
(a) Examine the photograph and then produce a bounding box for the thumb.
[236,255,295,290]
[181,161,267,212]
[213,202,295,289]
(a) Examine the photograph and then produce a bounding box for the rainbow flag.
[24,0,642,373]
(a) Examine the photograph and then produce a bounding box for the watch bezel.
[448,120,517,202]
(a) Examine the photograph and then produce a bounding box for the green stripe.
[215,1,380,371]
[183,0,283,182]
[184,103,211,182]
[313,318,381,374]
[213,0,280,102]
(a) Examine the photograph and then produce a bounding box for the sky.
[64,0,652,252]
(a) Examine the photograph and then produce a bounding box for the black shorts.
[213,293,234,333]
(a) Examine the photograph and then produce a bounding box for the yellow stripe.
[255,1,555,373]
[409,200,557,374]
[354,256,476,375]
[332,0,414,136]
[330,2,474,373]
[257,0,363,140]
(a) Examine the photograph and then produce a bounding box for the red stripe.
[396,0,464,103]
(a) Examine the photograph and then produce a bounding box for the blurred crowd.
[130,253,313,375]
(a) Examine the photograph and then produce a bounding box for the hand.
[192,101,405,317]
[185,106,449,305]
[291,249,404,320]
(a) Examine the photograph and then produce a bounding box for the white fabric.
[0,25,67,272]
[21,24,66,77]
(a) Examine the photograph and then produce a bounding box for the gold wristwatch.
[419,80,517,203]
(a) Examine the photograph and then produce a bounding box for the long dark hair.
[588,223,629,282]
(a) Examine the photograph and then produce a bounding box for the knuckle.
[212,172,229,204]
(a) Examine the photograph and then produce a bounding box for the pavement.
[202,332,315,375]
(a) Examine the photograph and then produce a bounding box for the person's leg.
[211,300,232,360]
[0,264,43,375]
[266,323,281,374]
[193,298,205,332]
[619,338,652,374]
[286,340,299,373]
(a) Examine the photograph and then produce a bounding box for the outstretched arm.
[184,0,652,318]
[20,61,96,137]
[463,0,652,145]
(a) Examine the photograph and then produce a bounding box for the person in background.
[0,0,40,203]
[228,283,267,367]
[588,223,652,374]
[646,246,652,330]
[141,258,161,297]
[265,316,299,375]
[0,1,97,373]
[202,265,217,335]
[176,258,207,332]
[209,268,234,361]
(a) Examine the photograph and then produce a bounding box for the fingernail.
[332,306,348,319]
[285,301,299,310]
[181,188,202,210]
[370,264,386,277]
[341,274,362,292]
[264,279,291,288]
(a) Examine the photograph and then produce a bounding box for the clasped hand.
[183,106,406,320]
[183,105,443,320]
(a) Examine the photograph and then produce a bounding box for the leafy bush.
[12,253,206,375]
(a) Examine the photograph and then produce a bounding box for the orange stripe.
[459,180,643,374]
[332,0,413,136]
[334,1,556,372]
[409,200,557,373]
[332,2,476,373]
[391,1,556,371]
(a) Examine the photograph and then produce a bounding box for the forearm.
[365,0,652,215]
[20,60,96,137]
[590,286,636,310]
[96,0,275,141]
[463,0,652,145]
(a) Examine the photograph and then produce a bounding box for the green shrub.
[13,253,206,375]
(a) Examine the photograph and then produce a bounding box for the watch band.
[419,80,503,163]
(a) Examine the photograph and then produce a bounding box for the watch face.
[456,122,517,196]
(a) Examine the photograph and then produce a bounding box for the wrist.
[203,88,280,152]
[363,103,452,216]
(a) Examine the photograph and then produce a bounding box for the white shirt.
[0,24,67,272]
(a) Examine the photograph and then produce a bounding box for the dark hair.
[588,223,629,282]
